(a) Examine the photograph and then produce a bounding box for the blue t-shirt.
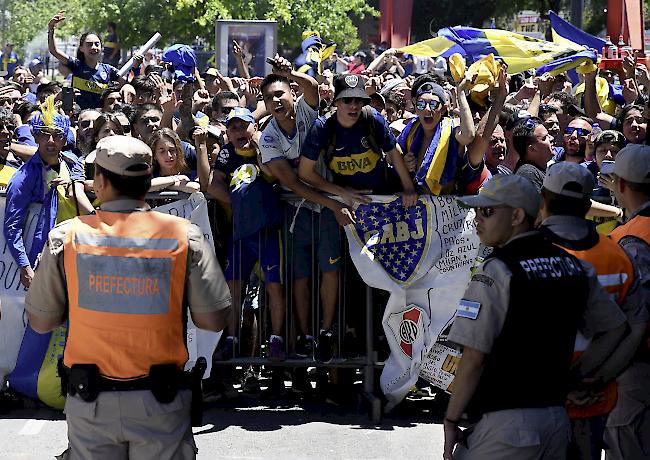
[182,141,197,171]
[301,108,399,192]
[67,58,118,110]
[23,92,37,104]
[214,142,281,239]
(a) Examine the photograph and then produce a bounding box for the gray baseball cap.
[458,174,541,217]
[92,136,152,177]
[543,162,595,198]
[614,144,650,184]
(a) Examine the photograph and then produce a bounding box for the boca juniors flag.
[344,195,489,410]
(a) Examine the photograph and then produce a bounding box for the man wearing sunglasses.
[556,117,593,165]
[539,162,644,460]
[512,117,555,192]
[299,74,417,207]
[4,105,91,289]
[442,174,626,460]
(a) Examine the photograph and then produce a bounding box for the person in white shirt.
[258,55,353,361]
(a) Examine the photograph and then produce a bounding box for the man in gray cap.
[442,174,626,460]
[539,162,646,460]
[25,135,232,459]
[606,143,650,460]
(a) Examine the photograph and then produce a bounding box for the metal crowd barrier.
[145,191,383,421]
[0,189,382,421]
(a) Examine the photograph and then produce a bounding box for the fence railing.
[146,191,384,421]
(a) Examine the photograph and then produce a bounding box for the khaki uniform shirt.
[25,199,231,318]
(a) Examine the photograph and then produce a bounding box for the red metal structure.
[379,0,414,47]
[608,0,645,50]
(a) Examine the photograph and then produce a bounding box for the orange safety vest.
[610,214,650,352]
[610,215,650,247]
[63,210,189,380]
[559,233,635,419]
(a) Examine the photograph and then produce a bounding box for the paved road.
[0,389,446,459]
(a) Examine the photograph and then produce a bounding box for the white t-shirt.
[260,95,318,165]
[413,56,430,75]
[260,95,326,211]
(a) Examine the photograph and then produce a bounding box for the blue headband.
[30,112,70,139]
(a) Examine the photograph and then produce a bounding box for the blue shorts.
[225,228,282,284]
[285,206,341,279]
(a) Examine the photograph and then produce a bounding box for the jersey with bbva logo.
[301,108,398,192]
[67,58,118,110]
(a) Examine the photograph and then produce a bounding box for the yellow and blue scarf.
[398,116,457,195]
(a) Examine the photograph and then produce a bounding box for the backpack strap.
[320,113,338,166]
[361,106,381,154]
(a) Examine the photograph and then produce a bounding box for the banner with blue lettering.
[1,193,220,407]
[344,195,489,410]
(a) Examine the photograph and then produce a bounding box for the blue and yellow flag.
[549,10,605,51]
[400,27,596,76]
[294,31,337,77]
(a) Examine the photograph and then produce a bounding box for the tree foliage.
[0,0,62,53]
[0,0,377,56]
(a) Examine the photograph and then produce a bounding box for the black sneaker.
[291,367,311,394]
[213,336,238,361]
[241,368,262,394]
[295,334,315,358]
[342,330,360,359]
[316,329,334,363]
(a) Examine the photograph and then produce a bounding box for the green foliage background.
[2,0,649,59]
[0,0,377,55]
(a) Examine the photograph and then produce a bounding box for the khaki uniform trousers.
[605,362,650,460]
[63,389,197,460]
[454,406,571,460]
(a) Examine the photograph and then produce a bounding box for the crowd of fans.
[1,13,649,458]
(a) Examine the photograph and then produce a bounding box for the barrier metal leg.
[362,284,381,424]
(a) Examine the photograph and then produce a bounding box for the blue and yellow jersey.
[301,108,398,192]
[67,58,119,110]
[103,33,119,52]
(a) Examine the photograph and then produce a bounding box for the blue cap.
[161,44,196,82]
[226,107,255,126]
[28,58,43,72]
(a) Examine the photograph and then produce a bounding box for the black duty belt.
[58,358,207,426]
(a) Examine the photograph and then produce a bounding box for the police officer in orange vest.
[443,174,627,460]
[605,144,650,460]
[538,162,648,460]
[25,135,232,459]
